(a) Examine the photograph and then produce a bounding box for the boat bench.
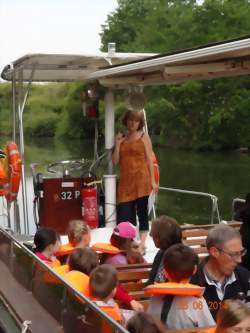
[115,222,242,309]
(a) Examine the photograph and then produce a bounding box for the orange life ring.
[144,282,205,297]
[91,243,121,254]
[0,154,8,196]
[4,142,22,202]
[152,151,159,193]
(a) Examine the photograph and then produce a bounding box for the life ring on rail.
[144,282,205,297]
[0,151,8,196]
[4,142,22,202]
[91,243,121,254]
[152,151,159,193]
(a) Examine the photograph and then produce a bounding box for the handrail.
[158,186,221,224]
[0,227,129,333]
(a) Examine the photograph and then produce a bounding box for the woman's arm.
[142,133,156,191]
[112,132,125,165]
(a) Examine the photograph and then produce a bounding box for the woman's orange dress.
[118,137,151,204]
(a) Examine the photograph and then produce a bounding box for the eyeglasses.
[216,247,247,259]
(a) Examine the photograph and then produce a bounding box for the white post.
[104,89,116,226]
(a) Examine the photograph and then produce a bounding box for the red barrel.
[81,187,98,229]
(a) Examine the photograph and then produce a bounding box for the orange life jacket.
[0,158,7,196]
[43,264,69,284]
[64,270,90,297]
[54,264,70,276]
[144,282,205,297]
[56,242,74,257]
[94,300,122,333]
[199,328,215,333]
[91,243,121,254]
[48,258,61,268]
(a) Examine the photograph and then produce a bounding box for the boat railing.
[0,226,129,333]
[158,186,221,224]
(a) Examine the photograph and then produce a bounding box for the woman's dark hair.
[150,215,182,251]
[122,110,145,130]
[68,248,99,275]
[126,312,166,333]
[34,228,58,252]
[110,233,132,251]
[109,234,144,264]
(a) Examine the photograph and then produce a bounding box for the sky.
[0,0,118,74]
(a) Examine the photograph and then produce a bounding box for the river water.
[1,136,250,231]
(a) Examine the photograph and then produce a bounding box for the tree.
[100,0,250,150]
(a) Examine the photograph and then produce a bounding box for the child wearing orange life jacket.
[63,248,143,312]
[147,244,215,330]
[102,222,145,265]
[34,227,61,267]
[63,247,99,295]
[89,264,124,333]
[56,219,90,260]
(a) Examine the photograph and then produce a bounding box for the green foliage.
[1,0,250,150]
[100,0,250,150]
[0,83,12,135]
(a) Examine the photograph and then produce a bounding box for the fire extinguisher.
[81,179,98,229]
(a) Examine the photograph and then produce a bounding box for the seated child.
[215,299,250,333]
[64,248,143,312]
[65,247,99,295]
[126,312,166,333]
[89,264,123,331]
[34,227,61,267]
[103,222,144,265]
[56,219,90,259]
[147,243,215,330]
[68,247,99,275]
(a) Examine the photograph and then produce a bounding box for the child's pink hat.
[113,222,136,239]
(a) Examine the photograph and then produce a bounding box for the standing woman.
[112,110,155,252]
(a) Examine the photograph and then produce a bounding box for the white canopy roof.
[1,35,250,86]
[1,52,157,82]
[86,35,250,87]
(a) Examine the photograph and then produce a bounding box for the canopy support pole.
[104,89,116,226]
[17,67,35,234]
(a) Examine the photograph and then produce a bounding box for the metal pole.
[12,72,20,233]
[12,72,16,142]
[18,68,35,234]
[104,89,116,226]
[104,89,115,174]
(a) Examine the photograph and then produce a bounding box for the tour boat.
[0,35,249,332]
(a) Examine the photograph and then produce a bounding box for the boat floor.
[0,260,62,333]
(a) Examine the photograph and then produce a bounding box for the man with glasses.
[191,224,250,320]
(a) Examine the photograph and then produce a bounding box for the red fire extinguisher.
[81,182,98,229]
